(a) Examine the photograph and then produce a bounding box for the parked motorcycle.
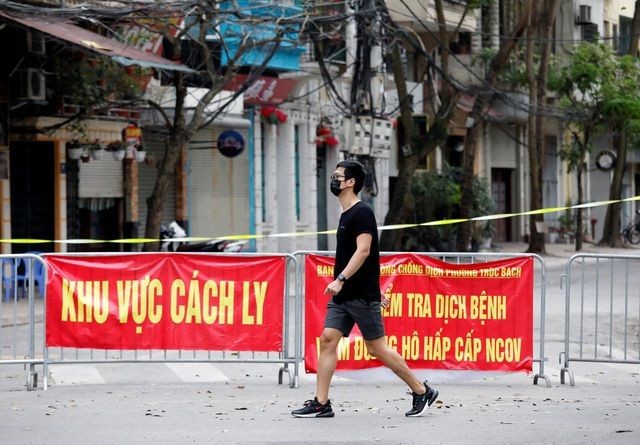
[160,221,188,252]
[159,221,247,252]
[622,209,640,245]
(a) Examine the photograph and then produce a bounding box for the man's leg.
[365,337,439,417]
[316,327,343,404]
[364,337,424,394]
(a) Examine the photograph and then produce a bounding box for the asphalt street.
[1,242,639,444]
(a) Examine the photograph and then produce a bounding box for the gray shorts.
[324,298,385,340]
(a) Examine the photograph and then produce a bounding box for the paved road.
[1,243,639,444]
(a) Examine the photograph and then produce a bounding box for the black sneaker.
[291,397,335,418]
[405,381,439,417]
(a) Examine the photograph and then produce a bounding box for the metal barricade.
[41,252,300,390]
[560,253,640,386]
[294,251,550,387]
[0,254,47,390]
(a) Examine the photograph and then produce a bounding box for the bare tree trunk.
[527,0,560,254]
[144,136,189,251]
[598,1,640,246]
[140,10,269,251]
[576,166,583,250]
[380,43,454,251]
[379,1,458,251]
[142,66,190,252]
[526,3,541,252]
[599,130,626,247]
[456,0,532,251]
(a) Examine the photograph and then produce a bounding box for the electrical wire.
[0,0,629,123]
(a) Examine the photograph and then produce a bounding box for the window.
[581,23,598,43]
[450,32,472,55]
[619,16,632,54]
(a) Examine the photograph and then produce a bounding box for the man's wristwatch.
[337,273,347,282]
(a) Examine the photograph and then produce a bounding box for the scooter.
[160,221,247,252]
[622,209,640,245]
[159,221,188,252]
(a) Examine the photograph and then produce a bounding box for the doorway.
[10,141,55,253]
[491,168,513,242]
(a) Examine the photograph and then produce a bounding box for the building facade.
[1,0,639,254]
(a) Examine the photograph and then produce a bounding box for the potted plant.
[89,140,105,160]
[480,221,494,250]
[66,140,83,160]
[316,125,340,148]
[557,209,575,243]
[134,144,147,163]
[471,220,494,251]
[260,106,287,125]
[66,121,89,160]
[80,150,91,163]
[106,141,126,161]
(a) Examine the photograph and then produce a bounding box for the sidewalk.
[0,294,43,327]
[494,240,639,268]
[0,358,638,444]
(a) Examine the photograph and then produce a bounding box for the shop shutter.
[189,126,250,239]
[78,155,123,198]
[138,136,176,232]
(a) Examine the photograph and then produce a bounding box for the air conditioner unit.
[576,5,592,24]
[26,31,46,55]
[16,69,46,101]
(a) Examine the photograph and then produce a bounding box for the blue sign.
[217,130,245,158]
[217,1,304,71]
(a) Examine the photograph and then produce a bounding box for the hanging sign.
[217,129,245,158]
[123,123,142,159]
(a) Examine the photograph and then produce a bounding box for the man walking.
[292,160,439,418]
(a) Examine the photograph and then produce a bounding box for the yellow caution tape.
[3,195,638,244]
[0,238,52,244]
[53,239,107,244]
[470,213,519,221]
[420,218,468,226]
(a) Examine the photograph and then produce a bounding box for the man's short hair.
[337,160,366,194]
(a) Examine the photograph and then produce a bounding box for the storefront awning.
[0,11,194,72]
[457,93,503,119]
[225,74,298,106]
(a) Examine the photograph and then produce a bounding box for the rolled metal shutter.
[189,125,250,238]
[138,136,176,233]
[78,154,123,198]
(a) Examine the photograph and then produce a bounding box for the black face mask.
[330,179,343,196]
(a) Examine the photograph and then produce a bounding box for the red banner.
[225,74,298,105]
[304,253,533,373]
[45,254,286,351]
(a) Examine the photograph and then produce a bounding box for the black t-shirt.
[334,201,380,302]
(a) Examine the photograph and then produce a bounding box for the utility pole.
[344,0,393,161]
